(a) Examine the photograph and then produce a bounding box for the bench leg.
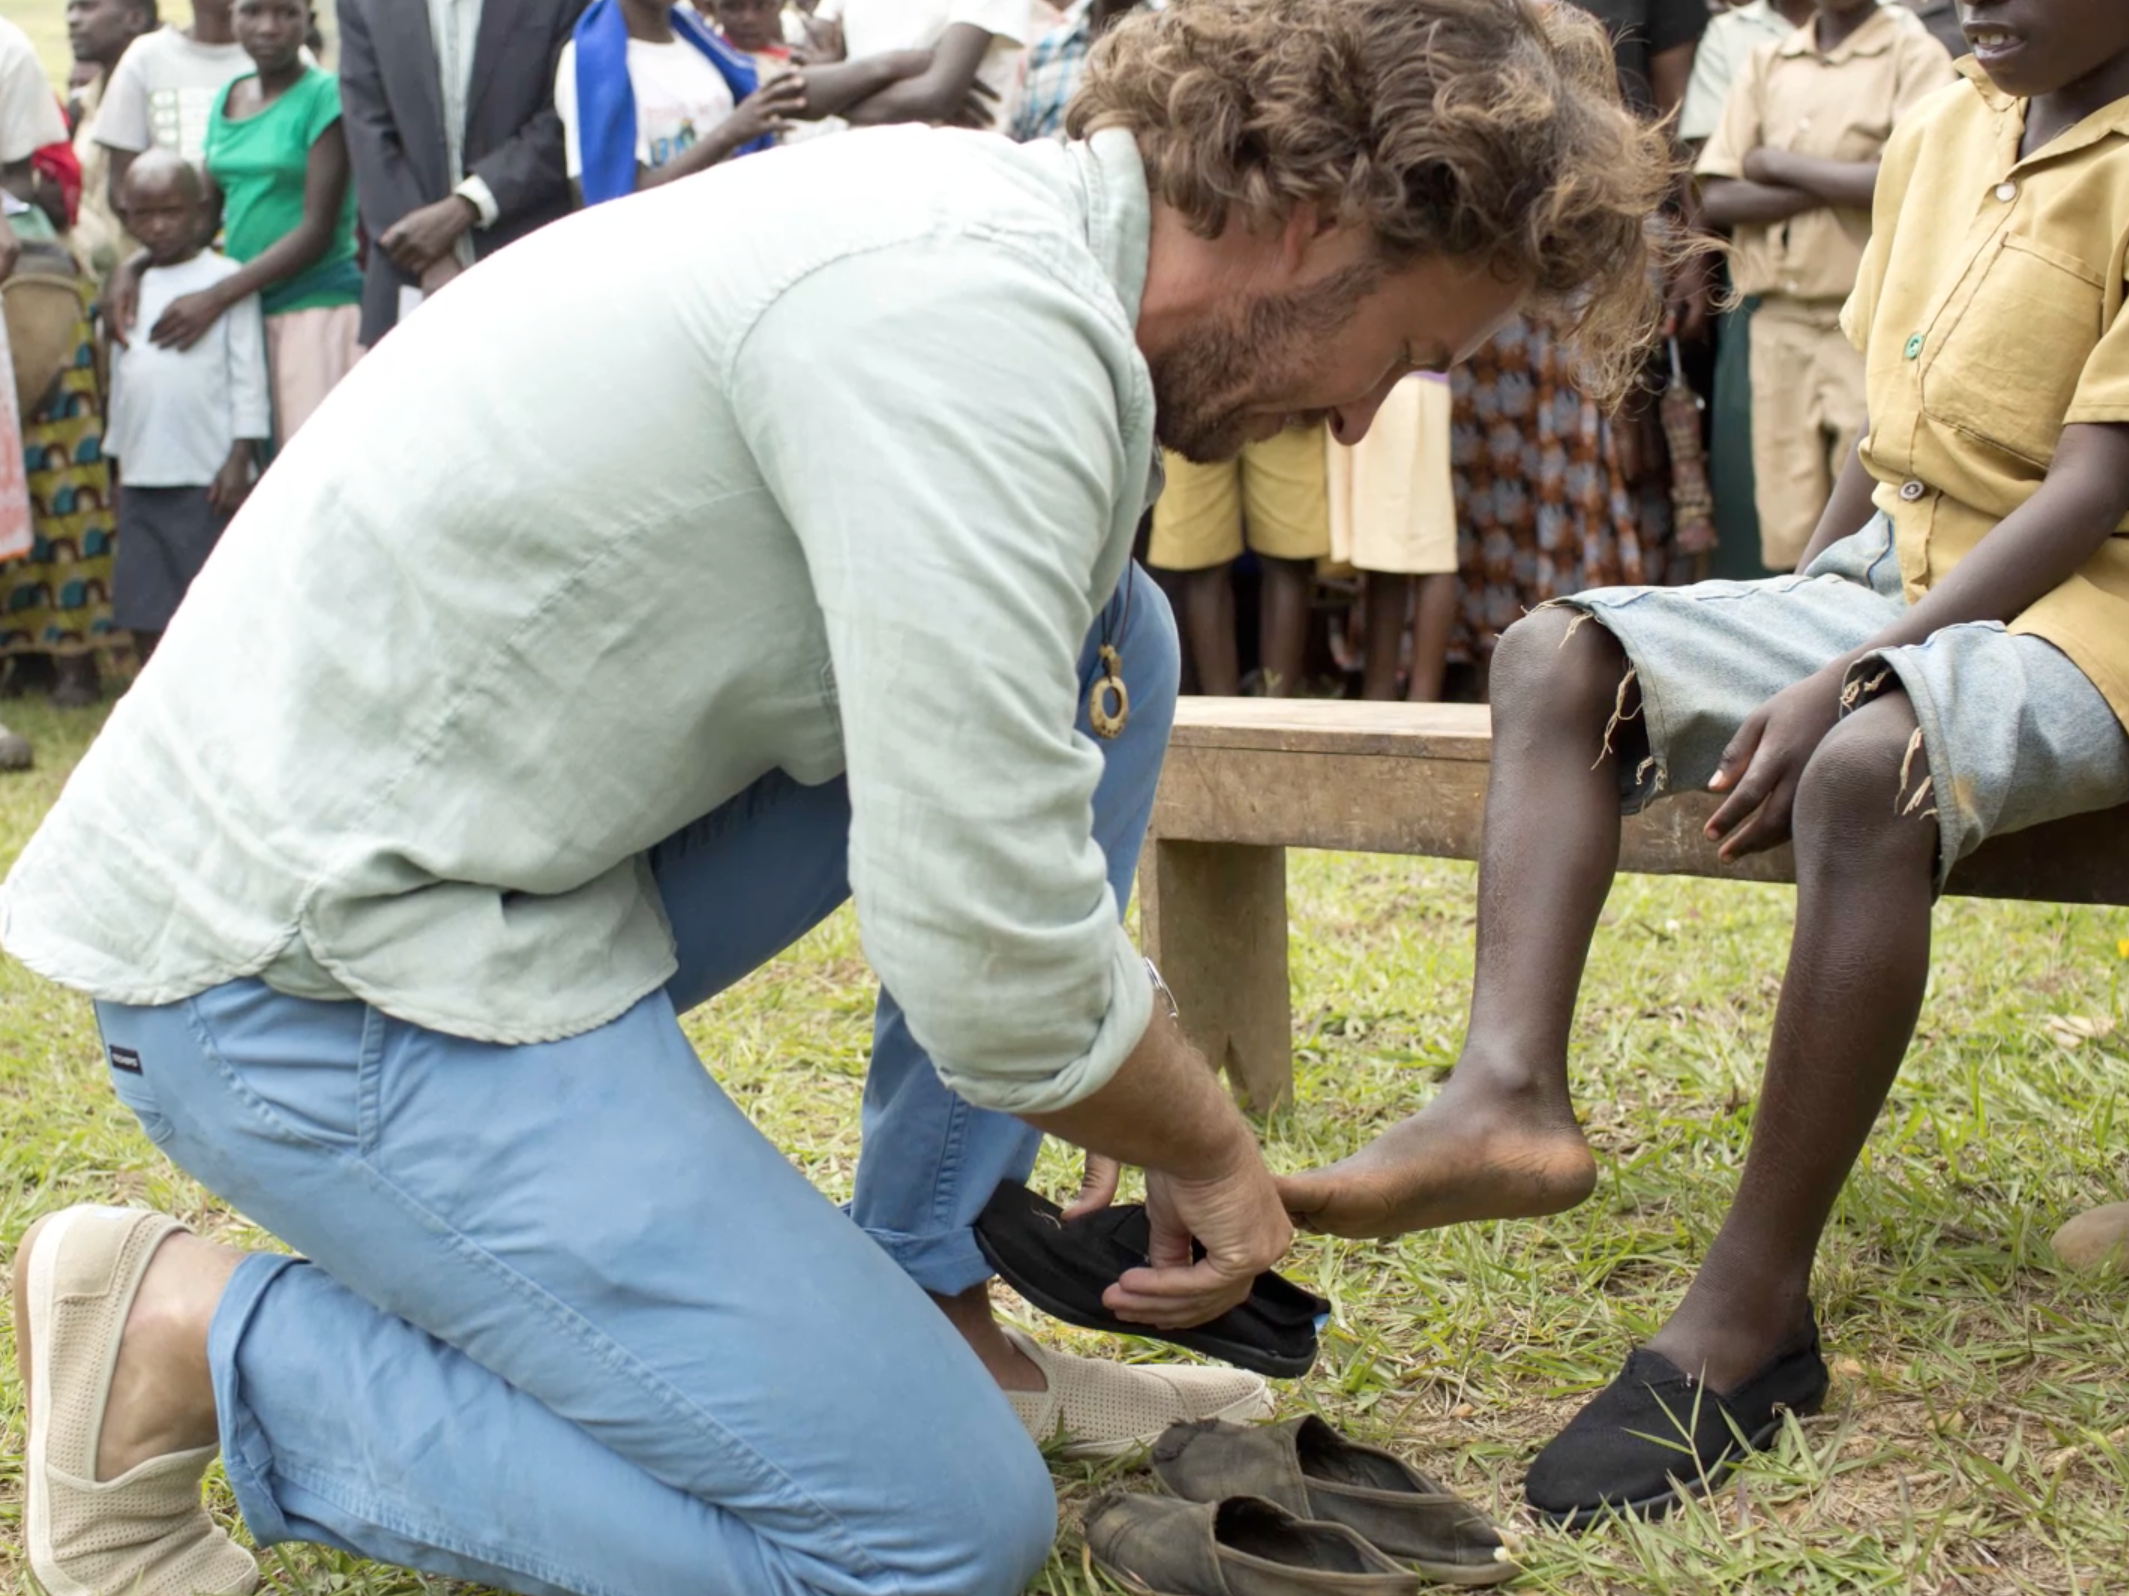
[1137,838,1294,1113]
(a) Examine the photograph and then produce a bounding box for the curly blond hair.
[1069,0,1684,403]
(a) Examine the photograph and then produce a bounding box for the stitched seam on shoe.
[179,1000,898,1589]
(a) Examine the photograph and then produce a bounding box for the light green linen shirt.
[1,125,1160,1117]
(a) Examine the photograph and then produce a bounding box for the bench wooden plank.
[1140,697,2129,1109]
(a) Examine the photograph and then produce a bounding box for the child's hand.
[150,288,229,353]
[950,76,999,130]
[728,73,809,143]
[1704,668,1848,861]
[207,447,254,515]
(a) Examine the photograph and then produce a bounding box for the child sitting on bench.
[1280,0,2129,1527]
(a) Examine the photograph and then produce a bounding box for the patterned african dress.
[1449,314,1673,661]
[1,278,116,658]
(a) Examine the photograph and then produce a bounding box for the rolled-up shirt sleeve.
[732,239,1152,1115]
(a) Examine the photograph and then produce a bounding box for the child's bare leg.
[1174,564,1239,696]
[1360,574,1411,701]
[1281,606,1629,1236]
[1257,554,1314,697]
[1406,571,1456,703]
[1647,690,1936,1390]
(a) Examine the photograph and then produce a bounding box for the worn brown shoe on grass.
[1084,1493,1424,1596]
[1151,1416,1521,1586]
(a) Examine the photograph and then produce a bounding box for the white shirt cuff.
[454,176,501,230]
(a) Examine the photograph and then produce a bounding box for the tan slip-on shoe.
[14,1206,258,1596]
[1084,1492,1422,1596]
[1002,1325,1274,1462]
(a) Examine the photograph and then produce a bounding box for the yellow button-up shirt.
[1842,60,2129,723]
[1698,5,1953,304]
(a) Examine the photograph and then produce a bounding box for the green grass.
[0,696,2126,1594]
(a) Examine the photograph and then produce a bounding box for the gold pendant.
[1088,644,1129,739]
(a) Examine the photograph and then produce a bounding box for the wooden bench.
[1137,698,2129,1112]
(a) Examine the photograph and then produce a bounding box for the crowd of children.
[0,0,2050,760]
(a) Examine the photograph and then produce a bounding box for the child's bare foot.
[1277,1079,1597,1239]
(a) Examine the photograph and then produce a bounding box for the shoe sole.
[1531,1409,1804,1532]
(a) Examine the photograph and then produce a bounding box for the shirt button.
[1899,479,1927,502]
[1904,334,1924,359]
[1995,180,2018,202]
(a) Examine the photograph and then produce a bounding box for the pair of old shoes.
[1084,1415,1521,1594]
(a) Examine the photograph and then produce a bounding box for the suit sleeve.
[462,0,588,226]
[336,0,433,234]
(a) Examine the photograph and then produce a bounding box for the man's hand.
[208,444,256,515]
[150,287,230,352]
[1705,667,1850,860]
[418,253,464,297]
[1103,1144,1293,1329]
[379,195,477,274]
[1023,1007,1294,1330]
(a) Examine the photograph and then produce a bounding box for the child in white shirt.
[106,150,270,661]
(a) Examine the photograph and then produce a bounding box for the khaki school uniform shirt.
[1698,5,1953,303]
[1841,60,2129,722]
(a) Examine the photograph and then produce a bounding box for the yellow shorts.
[1148,423,1331,572]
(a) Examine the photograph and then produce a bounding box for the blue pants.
[91,567,1179,1596]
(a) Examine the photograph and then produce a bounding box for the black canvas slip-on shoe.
[1151,1416,1521,1586]
[1083,1493,1423,1596]
[974,1179,1327,1379]
[1524,1329,1830,1530]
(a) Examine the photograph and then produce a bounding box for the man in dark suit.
[338,0,589,345]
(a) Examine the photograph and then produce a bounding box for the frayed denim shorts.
[1553,514,2129,889]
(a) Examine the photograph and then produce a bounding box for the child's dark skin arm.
[629,74,811,192]
[151,125,352,351]
[1701,149,1879,228]
[207,439,261,514]
[840,22,994,126]
[1743,145,1880,209]
[792,49,930,118]
[1699,173,1821,228]
[1707,420,2129,858]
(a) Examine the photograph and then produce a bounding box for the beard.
[1147,260,1384,464]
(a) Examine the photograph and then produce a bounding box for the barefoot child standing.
[1282,0,2129,1527]
[107,151,270,662]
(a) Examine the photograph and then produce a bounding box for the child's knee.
[1490,606,1629,727]
[1795,694,1937,855]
